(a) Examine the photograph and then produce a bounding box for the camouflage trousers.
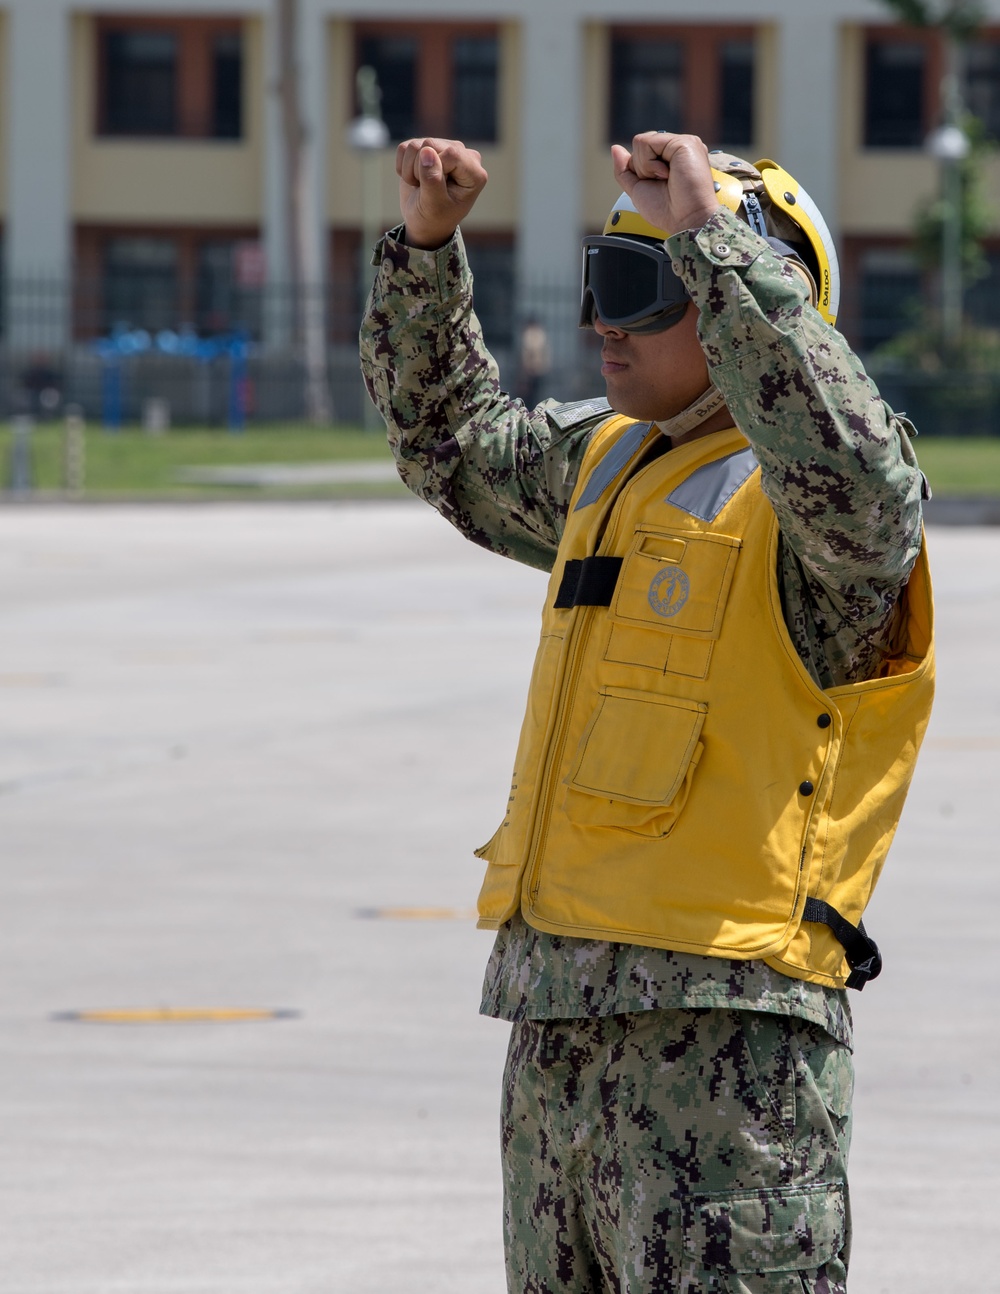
[501,1009,853,1294]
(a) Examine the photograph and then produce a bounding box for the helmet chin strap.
[653,382,727,441]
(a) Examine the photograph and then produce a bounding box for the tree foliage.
[879,0,985,41]
[914,115,997,285]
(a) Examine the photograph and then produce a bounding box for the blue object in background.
[92,328,252,432]
[227,334,249,434]
[93,327,151,431]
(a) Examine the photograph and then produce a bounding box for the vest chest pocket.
[611,527,741,634]
[604,527,741,678]
[564,687,707,837]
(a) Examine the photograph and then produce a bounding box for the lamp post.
[348,68,390,296]
[926,33,970,352]
[347,67,390,428]
[926,123,970,350]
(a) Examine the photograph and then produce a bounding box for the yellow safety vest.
[475,416,935,989]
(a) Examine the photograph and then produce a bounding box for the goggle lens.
[586,244,660,320]
[580,236,690,333]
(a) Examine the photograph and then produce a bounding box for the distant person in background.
[516,316,552,408]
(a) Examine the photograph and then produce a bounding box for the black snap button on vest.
[799,780,815,797]
[817,713,832,729]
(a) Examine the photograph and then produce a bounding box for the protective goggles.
[579,235,690,334]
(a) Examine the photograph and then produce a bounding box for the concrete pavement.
[0,502,996,1293]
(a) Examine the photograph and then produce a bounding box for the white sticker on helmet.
[792,182,841,323]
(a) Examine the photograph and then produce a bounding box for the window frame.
[607,23,757,148]
[352,20,502,143]
[961,27,1000,139]
[73,223,261,339]
[95,14,245,141]
[862,25,941,150]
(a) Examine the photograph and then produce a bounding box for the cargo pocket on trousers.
[563,687,706,837]
[683,1183,848,1294]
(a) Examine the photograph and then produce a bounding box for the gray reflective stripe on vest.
[574,422,652,511]
[665,446,759,521]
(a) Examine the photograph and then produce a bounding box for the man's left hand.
[611,133,719,237]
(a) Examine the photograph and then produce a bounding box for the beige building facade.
[3,0,1000,355]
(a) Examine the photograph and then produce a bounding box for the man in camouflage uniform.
[360,132,931,1293]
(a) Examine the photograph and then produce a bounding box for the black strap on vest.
[554,556,623,609]
[802,897,883,990]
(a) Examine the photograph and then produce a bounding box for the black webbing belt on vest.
[802,898,883,990]
[554,556,623,609]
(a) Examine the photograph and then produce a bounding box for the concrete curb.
[1,490,998,521]
[923,495,1000,525]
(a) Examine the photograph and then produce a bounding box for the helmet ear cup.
[787,259,819,308]
[707,151,840,327]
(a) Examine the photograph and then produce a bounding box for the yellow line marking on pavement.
[54,1007,298,1024]
[356,906,478,921]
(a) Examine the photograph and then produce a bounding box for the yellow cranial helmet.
[580,152,840,332]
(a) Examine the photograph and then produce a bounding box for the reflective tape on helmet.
[757,159,841,325]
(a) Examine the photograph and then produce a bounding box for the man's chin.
[606,394,665,423]
[603,382,642,422]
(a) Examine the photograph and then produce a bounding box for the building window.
[965,248,1000,327]
[105,32,177,136]
[610,40,684,142]
[358,35,418,140]
[865,38,928,148]
[465,238,515,347]
[720,40,755,146]
[75,229,261,339]
[453,37,499,142]
[965,40,1000,138]
[98,18,244,139]
[212,32,244,140]
[103,237,179,333]
[193,240,263,335]
[609,26,756,149]
[858,247,921,352]
[355,23,500,143]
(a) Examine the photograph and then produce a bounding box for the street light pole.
[348,67,390,428]
[348,67,390,286]
[926,34,970,352]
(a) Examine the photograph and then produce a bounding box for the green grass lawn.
[0,423,404,499]
[910,436,1000,497]
[2,421,999,499]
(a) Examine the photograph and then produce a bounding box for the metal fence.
[1,274,997,435]
[0,273,598,430]
[868,370,1000,437]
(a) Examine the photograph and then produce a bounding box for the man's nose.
[593,315,627,339]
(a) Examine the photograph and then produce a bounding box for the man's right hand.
[396,138,488,250]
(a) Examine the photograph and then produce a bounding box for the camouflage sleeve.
[359,226,602,572]
[668,207,927,685]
